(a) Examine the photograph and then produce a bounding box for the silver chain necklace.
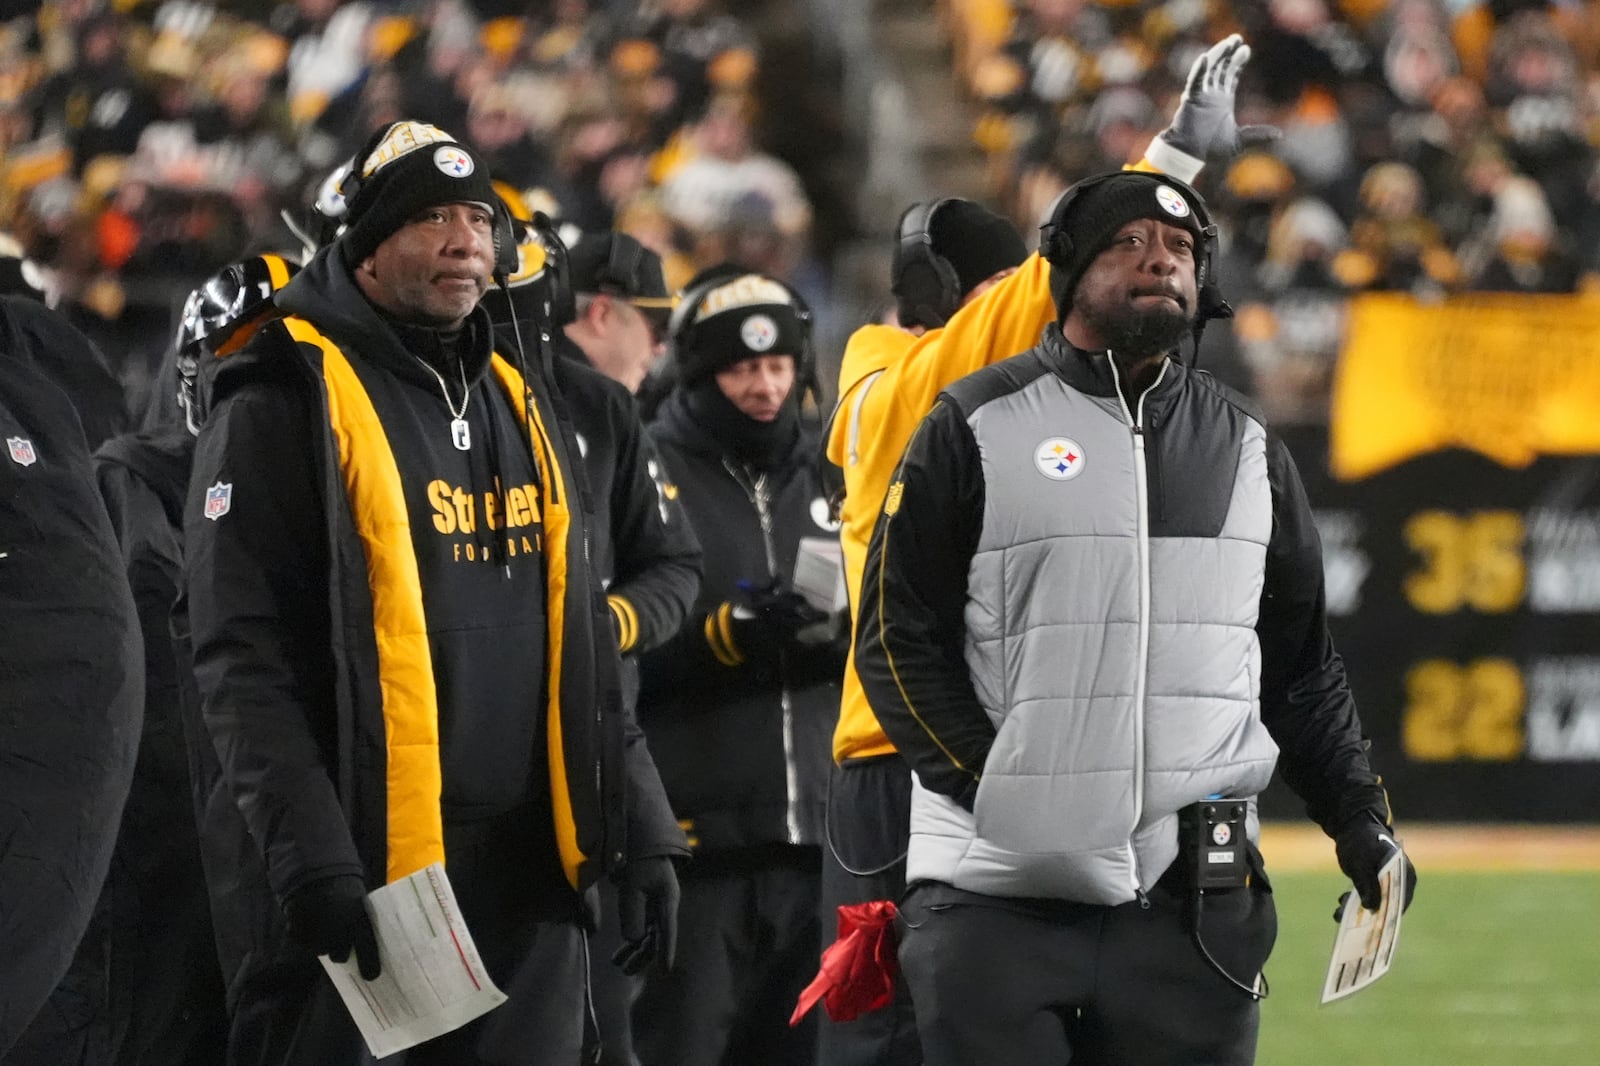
[412,354,472,451]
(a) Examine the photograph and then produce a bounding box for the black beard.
[1076,298,1193,359]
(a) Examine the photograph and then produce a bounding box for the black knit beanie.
[892,199,1026,327]
[671,267,809,386]
[337,121,498,265]
[928,200,1027,297]
[1041,172,1210,318]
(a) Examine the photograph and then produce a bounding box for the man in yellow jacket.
[820,33,1274,1065]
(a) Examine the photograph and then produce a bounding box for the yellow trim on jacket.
[489,356,588,890]
[286,318,445,883]
[829,253,1057,762]
[830,155,1177,763]
[287,320,591,890]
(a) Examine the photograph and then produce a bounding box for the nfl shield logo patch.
[6,436,36,466]
[203,481,233,521]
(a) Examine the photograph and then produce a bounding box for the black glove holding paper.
[1332,812,1418,921]
[284,873,382,979]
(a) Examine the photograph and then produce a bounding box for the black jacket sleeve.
[1257,436,1392,835]
[606,413,702,655]
[854,399,993,809]
[183,380,363,900]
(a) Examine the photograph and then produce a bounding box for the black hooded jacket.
[183,243,685,910]
[0,354,141,1056]
[639,387,844,853]
[56,425,229,1064]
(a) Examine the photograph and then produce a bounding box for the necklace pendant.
[451,418,471,451]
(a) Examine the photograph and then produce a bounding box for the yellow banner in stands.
[1330,293,1600,481]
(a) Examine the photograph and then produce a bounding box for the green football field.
[1257,870,1600,1064]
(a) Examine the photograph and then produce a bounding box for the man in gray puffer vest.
[854,170,1418,1066]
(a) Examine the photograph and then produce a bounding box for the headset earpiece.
[528,211,575,326]
[891,198,961,329]
[603,235,644,294]
[491,198,520,280]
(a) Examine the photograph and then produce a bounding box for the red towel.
[790,900,900,1025]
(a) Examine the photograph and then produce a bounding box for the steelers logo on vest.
[434,145,475,178]
[1155,185,1191,219]
[740,313,778,352]
[1034,437,1086,481]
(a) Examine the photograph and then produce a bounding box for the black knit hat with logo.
[1041,171,1210,317]
[671,265,809,385]
[338,121,498,265]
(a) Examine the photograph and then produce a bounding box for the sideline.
[1259,823,1600,872]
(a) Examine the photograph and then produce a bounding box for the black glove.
[718,579,829,661]
[284,873,382,979]
[1333,814,1418,920]
[611,856,680,976]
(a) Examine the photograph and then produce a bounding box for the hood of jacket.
[93,424,195,526]
[824,323,915,469]
[652,383,812,474]
[275,243,498,392]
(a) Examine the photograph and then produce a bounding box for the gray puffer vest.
[908,335,1280,904]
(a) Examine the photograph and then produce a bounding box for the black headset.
[1038,171,1231,325]
[505,208,582,323]
[891,198,962,329]
[590,233,646,296]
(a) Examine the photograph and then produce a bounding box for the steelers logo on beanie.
[337,121,499,265]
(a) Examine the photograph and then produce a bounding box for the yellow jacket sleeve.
[830,154,1168,762]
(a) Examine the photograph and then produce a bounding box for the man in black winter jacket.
[488,217,702,1066]
[182,120,687,1065]
[635,264,847,1066]
[0,315,142,1059]
[44,256,301,1066]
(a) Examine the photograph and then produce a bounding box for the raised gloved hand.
[1333,813,1418,920]
[612,856,680,976]
[1146,33,1281,182]
[284,873,382,979]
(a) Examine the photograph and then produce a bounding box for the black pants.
[226,805,588,1066]
[633,847,821,1066]
[817,756,922,1066]
[897,858,1277,1066]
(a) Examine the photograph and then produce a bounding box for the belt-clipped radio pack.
[1179,797,1250,890]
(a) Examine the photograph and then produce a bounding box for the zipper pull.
[1136,887,1151,910]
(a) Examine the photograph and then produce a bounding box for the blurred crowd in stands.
[4,0,1600,431]
[0,0,817,421]
[947,0,1600,422]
